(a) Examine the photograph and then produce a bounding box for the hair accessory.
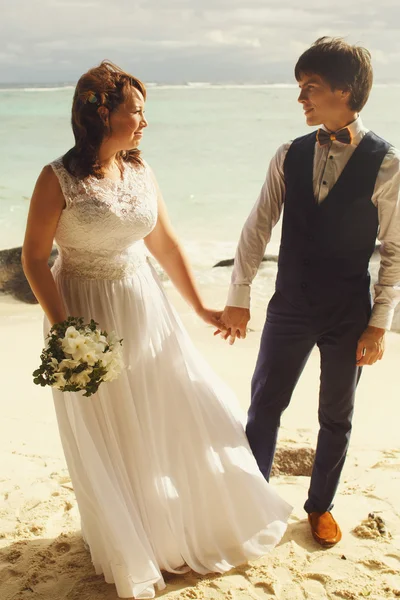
[81,90,99,105]
[87,91,98,104]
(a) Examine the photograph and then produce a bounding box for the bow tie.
[316,127,352,146]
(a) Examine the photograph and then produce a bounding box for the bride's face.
[107,87,148,150]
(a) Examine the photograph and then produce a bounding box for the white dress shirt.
[228,116,400,330]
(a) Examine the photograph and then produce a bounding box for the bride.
[22,60,292,599]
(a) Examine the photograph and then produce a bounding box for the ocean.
[1,84,400,304]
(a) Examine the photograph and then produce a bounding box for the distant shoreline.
[2,82,400,92]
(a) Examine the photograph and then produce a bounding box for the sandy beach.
[0,286,399,600]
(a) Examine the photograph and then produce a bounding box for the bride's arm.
[22,166,67,325]
[144,172,223,329]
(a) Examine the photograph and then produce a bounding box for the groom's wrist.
[227,284,251,309]
[364,325,386,340]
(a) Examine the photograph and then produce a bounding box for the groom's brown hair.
[295,37,373,112]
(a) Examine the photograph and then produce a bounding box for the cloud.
[0,0,399,82]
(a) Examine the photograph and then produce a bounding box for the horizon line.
[1,81,400,91]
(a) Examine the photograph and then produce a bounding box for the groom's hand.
[356,326,386,366]
[214,306,250,345]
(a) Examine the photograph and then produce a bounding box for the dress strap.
[50,157,78,208]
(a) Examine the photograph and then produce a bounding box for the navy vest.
[276,131,391,307]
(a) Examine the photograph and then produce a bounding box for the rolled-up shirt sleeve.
[227,143,289,309]
[369,147,400,330]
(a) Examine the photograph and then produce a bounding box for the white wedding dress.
[46,157,292,599]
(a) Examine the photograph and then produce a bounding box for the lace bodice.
[50,157,158,279]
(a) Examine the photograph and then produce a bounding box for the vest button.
[307,235,314,242]
[301,282,308,290]
[303,259,310,266]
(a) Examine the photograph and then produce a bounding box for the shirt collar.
[321,115,365,145]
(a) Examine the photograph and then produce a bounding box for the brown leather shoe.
[308,511,342,547]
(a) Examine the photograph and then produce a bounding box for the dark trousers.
[246,290,371,514]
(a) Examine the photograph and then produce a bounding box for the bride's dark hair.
[63,60,146,179]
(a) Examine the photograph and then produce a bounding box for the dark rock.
[262,254,279,263]
[271,446,315,477]
[213,254,278,268]
[0,246,58,304]
[213,258,235,268]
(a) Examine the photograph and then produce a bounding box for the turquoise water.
[1,84,400,274]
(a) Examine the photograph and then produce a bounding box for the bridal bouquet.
[33,317,124,397]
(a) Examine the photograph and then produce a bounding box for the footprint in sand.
[2,567,24,579]
[371,449,400,470]
[254,581,275,596]
[385,553,400,570]
[4,549,22,563]
[54,541,71,554]
[342,484,361,495]
[50,471,72,485]
[303,572,333,586]
[371,460,400,470]
[49,471,74,494]
[11,450,49,467]
[301,578,329,600]
[205,574,270,599]
[382,449,400,459]
[358,558,398,574]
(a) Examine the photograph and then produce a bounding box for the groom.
[219,37,400,546]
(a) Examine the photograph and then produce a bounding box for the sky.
[1,0,400,84]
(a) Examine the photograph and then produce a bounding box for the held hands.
[356,326,386,366]
[196,307,227,330]
[213,306,251,345]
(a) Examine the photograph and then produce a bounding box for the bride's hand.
[196,307,228,331]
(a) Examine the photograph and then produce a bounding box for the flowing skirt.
[46,260,292,599]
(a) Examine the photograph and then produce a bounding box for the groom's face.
[297,73,348,128]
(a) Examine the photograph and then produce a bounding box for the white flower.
[52,372,67,389]
[107,357,123,378]
[92,342,108,356]
[101,345,123,368]
[89,329,108,346]
[102,367,120,382]
[59,358,80,371]
[108,331,121,347]
[64,326,80,340]
[49,357,59,371]
[61,334,87,357]
[100,351,114,368]
[80,351,99,366]
[85,337,97,350]
[70,370,92,387]
[71,340,95,362]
